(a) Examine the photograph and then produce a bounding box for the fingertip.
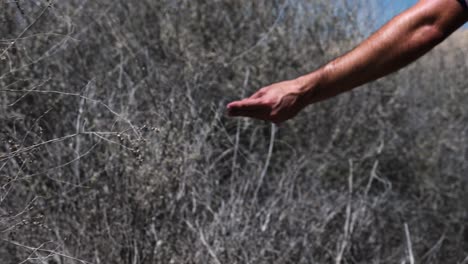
[227,101,240,109]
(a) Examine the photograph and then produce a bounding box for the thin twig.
[0,133,79,161]
[336,159,354,264]
[0,88,141,138]
[0,2,51,58]
[232,69,250,178]
[404,223,415,264]
[185,221,222,264]
[254,123,277,200]
[3,239,93,264]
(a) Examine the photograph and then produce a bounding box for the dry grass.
[1,1,467,263]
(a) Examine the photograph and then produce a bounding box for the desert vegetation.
[1,1,467,263]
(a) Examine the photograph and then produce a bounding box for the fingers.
[227,98,270,119]
[227,98,262,109]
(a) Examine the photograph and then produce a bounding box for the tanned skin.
[227,0,468,124]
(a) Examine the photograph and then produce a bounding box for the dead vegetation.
[1,1,467,263]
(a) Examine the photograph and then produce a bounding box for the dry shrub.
[1,1,467,263]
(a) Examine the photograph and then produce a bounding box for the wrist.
[294,69,327,105]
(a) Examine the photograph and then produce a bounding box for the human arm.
[227,0,468,123]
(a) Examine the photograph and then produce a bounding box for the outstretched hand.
[227,79,311,124]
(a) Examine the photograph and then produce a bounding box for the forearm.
[227,0,467,123]
[299,0,467,103]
